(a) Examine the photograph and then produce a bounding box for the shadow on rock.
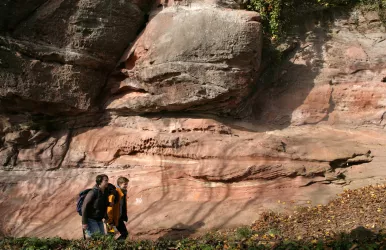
[160,221,205,240]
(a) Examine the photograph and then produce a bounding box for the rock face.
[0,0,149,113]
[251,9,386,128]
[105,5,262,114]
[1,2,386,240]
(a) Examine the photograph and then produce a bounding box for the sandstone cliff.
[0,0,385,239]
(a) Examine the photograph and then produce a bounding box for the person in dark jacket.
[81,174,109,237]
[106,176,129,240]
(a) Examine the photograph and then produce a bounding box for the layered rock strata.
[0,1,386,240]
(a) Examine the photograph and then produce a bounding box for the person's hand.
[82,224,88,230]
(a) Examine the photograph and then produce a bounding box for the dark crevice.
[49,138,59,162]
[329,153,372,170]
[111,86,148,97]
[127,151,140,156]
[278,141,287,152]
[300,181,317,187]
[350,68,367,74]
[329,158,350,169]
[368,19,381,24]
[346,160,372,166]
[380,112,386,124]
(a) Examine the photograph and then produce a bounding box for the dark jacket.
[81,185,109,225]
[121,190,128,222]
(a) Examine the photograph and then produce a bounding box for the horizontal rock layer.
[0,2,386,240]
[1,116,385,238]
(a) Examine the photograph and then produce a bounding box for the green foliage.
[247,0,385,40]
[248,0,283,40]
[1,231,385,250]
[236,226,253,239]
[0,237,70,250]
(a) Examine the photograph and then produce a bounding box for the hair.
[96,174,108,186]
[117,176,129,186]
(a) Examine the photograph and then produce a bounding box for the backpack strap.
[91,187,99,201]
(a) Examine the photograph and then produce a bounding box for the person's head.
[96,174,109,189]
[117,176,129,191]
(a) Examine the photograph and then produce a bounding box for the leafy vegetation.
[247,0,386,41]
[1,184,385,249]
[1,230,385,249]
[252,184,386,242]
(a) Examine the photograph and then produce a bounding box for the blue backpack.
[76,188,97,216]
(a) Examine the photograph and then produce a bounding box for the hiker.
[106,176,129,240]
[81,174,110,238]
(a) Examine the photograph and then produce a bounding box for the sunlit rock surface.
[0,1,386,239]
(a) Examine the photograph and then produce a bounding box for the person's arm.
[81,190,95,226]
[122,193,128,222]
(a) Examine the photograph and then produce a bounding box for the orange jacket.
[107,187,125,226]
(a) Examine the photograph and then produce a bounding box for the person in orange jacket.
[106,177,129,240]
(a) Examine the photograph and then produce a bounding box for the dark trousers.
[116,218,128,240]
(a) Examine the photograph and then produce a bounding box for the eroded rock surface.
[250,9,386,128]
[0,2,386,240]
[0,0,150,113]
[105,5,262,114]
[1,117,385,239]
